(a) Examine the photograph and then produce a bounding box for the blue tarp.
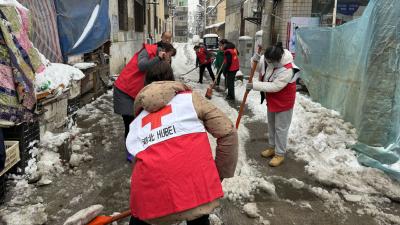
[296,0,400,180]
[54,0,110,59]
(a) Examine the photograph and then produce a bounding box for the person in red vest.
[223,42,240,100]
[194,45,215,84]
[113,42,176,161]
[245,42,300,167]
[126,61,238,225]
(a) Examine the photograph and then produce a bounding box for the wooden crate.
[80,68,95,95]
[0,141,20,176]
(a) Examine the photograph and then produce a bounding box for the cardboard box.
[0,141,20,176]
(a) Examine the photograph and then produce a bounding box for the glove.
[246,83,253,91]
[251,53,261,62]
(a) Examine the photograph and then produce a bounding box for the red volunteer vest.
[114,44,158,99]
[126,92,223,220]
[196,47,211,65]
[224,49,240,71]
[266,63,296,112]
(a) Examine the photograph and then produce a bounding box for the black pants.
[199,63,215,84]
[226,70,237,99]
[129,215,210,225]
[216,69,225,86]
[122,115,135,138]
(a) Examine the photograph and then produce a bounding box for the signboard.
[337,3,360,16]
[288,17,320,54]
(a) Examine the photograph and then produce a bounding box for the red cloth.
[266,63,296,112]
[130,133,223,220]
[224,49,240,71]
[114,44,158,98]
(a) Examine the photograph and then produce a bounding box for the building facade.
[174,0,188,42]
[109,0,145,74]
[109,0,170,74]
[205,0,226,38]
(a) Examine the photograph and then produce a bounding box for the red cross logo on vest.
[142,105,173,130]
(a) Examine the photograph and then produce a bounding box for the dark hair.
[219,39,228,45]
[264,42,284,62]
[224,42,235,50]
[145,61,175,85]
[158,42,176,53]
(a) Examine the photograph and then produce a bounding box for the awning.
[205,21,225,29]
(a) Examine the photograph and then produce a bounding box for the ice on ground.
[63,204,104,225]
[243,203,260,218]
[209,214,223,225]
[1,203,47,225]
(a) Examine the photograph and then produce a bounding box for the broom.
[235,60,259,129]
[205,63,225,99]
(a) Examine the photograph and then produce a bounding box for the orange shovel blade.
[87,216,113,225]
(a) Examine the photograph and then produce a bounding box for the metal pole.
[204,1,207,35]
[332,0,337,27]
[261,0,273,47]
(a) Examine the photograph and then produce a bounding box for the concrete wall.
[109,0,145,75]
[217,0,226,23]
[225,0,241,46]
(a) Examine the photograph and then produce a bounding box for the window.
[118,0,129,31]
[134,0,145,32]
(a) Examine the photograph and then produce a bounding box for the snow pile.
[0,177,48,225]
[243,203,259,218]
[289,95,400,200]
[35,63,85,91]
[1,203,47,225]
[73,62,96,70]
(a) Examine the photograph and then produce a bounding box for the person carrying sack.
[245,42,300,167]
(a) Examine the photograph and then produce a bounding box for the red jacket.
[196,47,212,65]
[224,48,240,71]
[114,44,158,99]
[266,63,296,112]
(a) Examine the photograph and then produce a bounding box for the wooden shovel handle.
[235,60,259,129]
[210,63,225,89]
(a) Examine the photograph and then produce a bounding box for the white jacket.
[251,49,298,93]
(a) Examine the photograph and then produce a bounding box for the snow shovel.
[235,60,259,129]
[205,63,225,99]
[87,209,131,225]
[178,66,198,76]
